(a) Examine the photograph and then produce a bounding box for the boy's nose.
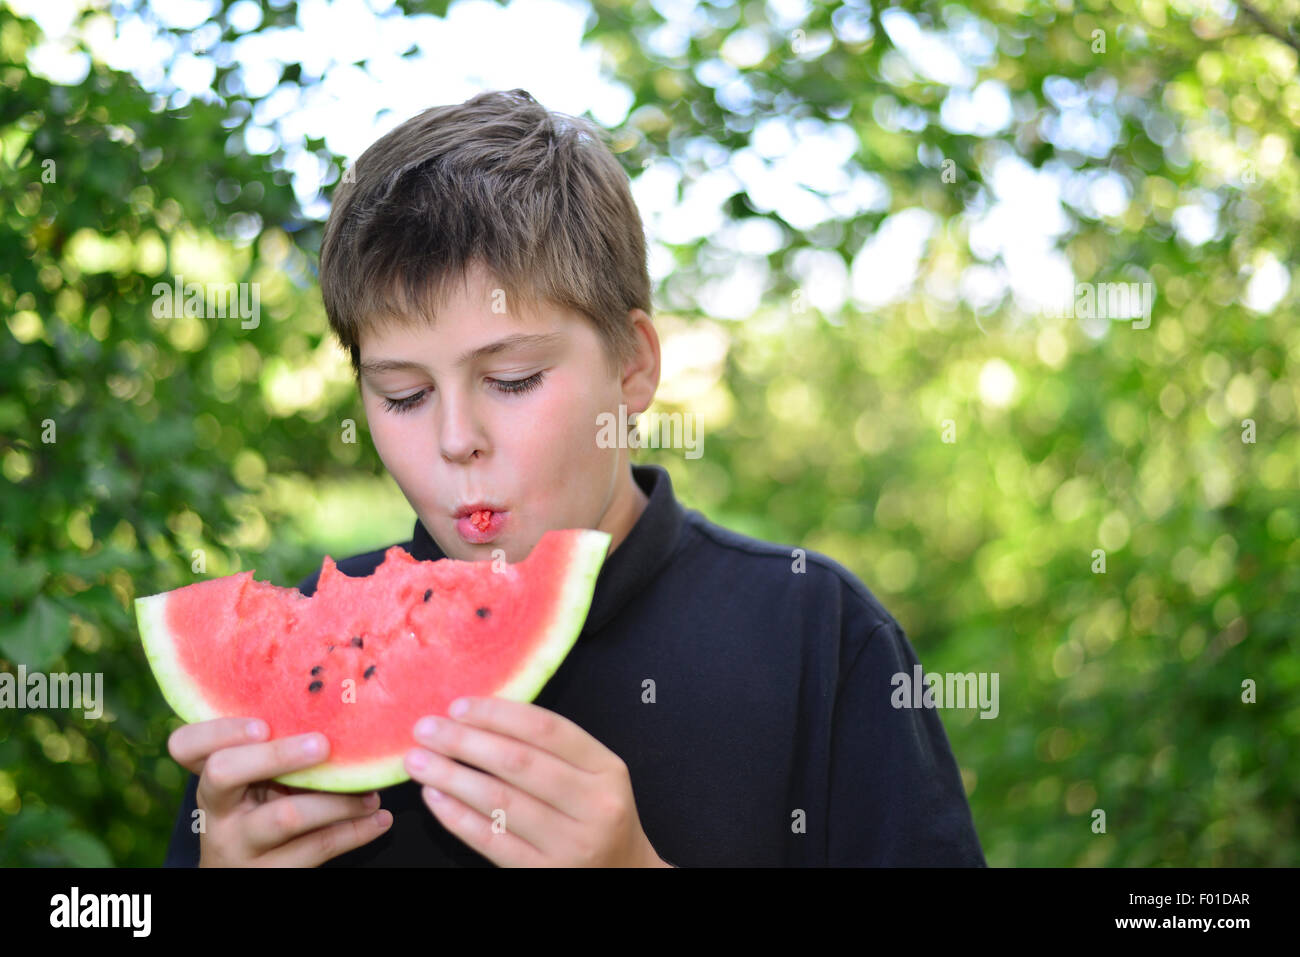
[438,393,489,463]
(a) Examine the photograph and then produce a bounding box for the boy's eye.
[380,390,428,414]
[490,370,546,396]
[379,371,546,414]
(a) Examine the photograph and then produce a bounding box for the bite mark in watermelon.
[134,528,611,792]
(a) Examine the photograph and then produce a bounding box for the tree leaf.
[0,595,72,670]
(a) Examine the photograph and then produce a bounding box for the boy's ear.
[621,310,660,410]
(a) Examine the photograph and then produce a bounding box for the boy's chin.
[440,533,517,562]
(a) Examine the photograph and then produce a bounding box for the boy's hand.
[168,717,392,867]
[405,698,669,867]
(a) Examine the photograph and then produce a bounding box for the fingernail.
[415,717,439,739]
[364,792,380,809]
[425,787,444,802]
[408,749,428,771]
[449,698,469,718]
[247,720,267,739]
[375,810,392,829]
[301,734,324,756]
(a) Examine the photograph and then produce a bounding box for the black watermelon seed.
[364,666,376,680]
[327,644,334,652]
[351,636,363,648]
[423,589,432,602]
[308,680,323,693]
[310,666,322,676]
[476,607,489,618]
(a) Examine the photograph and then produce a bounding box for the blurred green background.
[2,0,1297,866]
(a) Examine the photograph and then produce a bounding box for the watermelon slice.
[134,528,611,792]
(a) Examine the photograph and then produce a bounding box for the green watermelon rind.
[135,528,613,795]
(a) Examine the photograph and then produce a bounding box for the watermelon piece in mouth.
[134,528,612,792]
[456,508,507,544]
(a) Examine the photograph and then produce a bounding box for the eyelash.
[380,371,547,414]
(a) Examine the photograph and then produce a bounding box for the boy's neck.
[601,465,651,556]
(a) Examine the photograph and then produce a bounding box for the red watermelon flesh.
[134,528,611,792]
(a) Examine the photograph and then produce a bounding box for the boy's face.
[356,261,657,563]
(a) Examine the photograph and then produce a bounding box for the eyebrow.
[358,332,563,378]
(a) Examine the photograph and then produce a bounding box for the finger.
[413,714,595,821]
[197,733,329,817]
[443,698,612,773]
[405,747,582,859]
[243,791,382,855]
[418,783,547,868]
[168,717,268,775]
[262,808,394,867]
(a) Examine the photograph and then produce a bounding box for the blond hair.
[319,89,651,379]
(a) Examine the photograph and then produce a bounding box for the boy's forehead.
[356,261,596,366]
[357,315,567,371]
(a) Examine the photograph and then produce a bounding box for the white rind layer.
[136,591,223,726]
[494,528,612,701]
[136,528,613,794]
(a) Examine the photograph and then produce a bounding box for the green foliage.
[2,0,1297,866]
[0,4,397,865]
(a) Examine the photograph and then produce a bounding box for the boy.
[163,89,985,867]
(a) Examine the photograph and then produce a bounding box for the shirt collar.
[407,464,686,637]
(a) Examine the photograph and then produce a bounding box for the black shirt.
[163,463,986,866]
